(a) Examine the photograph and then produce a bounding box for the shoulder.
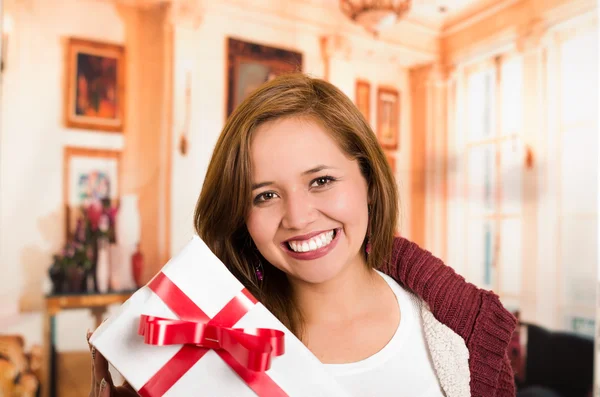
[383,236,484,323]
[381,236,517,396]
[383,236,516,339]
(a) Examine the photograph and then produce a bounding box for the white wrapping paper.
[90,235,348,396]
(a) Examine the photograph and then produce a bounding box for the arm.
[383,237,517,396]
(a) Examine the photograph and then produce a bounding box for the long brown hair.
[194,73,398,337]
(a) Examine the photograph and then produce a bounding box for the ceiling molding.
[441,0,523,37]
[542,0,597,32]
[320,32,438,66]
[206,0,438,66]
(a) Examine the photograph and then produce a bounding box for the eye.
[310,175,337,188]
[254,191,279,204]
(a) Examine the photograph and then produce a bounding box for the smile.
[282,228,341,261]
[287,230,336,253]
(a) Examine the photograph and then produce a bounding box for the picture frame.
[64,37,126,132]
[226,37,303,118]
[355,80,371,123]
[376,86,400,150]
[63,147,121,239]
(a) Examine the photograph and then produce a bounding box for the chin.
[285,256,351,285]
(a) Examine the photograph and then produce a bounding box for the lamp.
[340,0,412,36]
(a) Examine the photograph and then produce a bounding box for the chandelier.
[340,0,412,36]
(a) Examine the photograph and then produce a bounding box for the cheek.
[322,185,369,225]
[246,208,280,248]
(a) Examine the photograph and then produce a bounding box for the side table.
[42,291,135,397]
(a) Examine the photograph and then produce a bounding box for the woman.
[89,73,516,397]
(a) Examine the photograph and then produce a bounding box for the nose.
[281,192,316,230]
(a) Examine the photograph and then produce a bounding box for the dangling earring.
[255,260,264,282]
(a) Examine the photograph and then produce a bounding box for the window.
[462,55,524,309]
[555,27,598,335]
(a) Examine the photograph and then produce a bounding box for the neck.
[289,256,380,326]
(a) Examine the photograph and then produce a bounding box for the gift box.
[90,235,349,397]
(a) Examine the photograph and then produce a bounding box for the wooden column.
[409,65,448,254]
[117,4,173,281]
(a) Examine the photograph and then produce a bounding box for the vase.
[116,195,141,247]
[48,265,65,295]
[96,238,110,293]
[131,244,145,288]
[114,195,140,290]
[66,267,85,293]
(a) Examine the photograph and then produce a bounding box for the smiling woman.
[191,74,517,397]
[88,73,517,397]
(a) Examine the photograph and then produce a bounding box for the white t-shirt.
[324,271,445,397]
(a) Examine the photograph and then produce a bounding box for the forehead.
[250,117,349,176]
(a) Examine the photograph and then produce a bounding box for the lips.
[281,228,341,260]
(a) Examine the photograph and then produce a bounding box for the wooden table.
[43,291,135,397]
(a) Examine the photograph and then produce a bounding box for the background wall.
[0,0,413,354]
[0,0,125,349]
[168,1,414,256]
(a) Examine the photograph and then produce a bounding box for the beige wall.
[0,0,416,354]
[0,0,126,349]
[0,1,172,353]
[168,2,417,255]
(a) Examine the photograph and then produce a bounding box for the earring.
[365,239,372,255]
[255,261,264,282]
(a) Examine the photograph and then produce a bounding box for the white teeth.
[288,230,336,253]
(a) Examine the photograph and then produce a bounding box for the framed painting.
[64,38,126,132]
[226,37,302,117]
[376,87,400,150]
[63,147,121,238]
[355,80,370,123]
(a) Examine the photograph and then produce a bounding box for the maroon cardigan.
[382,237,517,397]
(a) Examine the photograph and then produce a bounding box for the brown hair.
[194,73,398,337]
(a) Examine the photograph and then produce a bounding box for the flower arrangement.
[49,198,117,294]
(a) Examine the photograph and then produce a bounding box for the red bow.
[138,315,285,372]
[136,272,288,397]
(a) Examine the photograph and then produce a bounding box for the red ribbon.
[136,272,288,397]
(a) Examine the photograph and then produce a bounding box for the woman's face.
[246,117,370,285]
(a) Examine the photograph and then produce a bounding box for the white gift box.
[90,235,349,397]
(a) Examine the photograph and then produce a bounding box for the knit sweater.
[381,237,517,397]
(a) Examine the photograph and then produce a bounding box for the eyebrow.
[251,165,335,191]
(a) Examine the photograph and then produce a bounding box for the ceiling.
[79,0,495,33]
[409,0,486,27]
[330,0,493,30]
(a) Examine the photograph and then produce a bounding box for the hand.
[87,330,139,397]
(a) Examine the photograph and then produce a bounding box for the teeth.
[288,230,335,253]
